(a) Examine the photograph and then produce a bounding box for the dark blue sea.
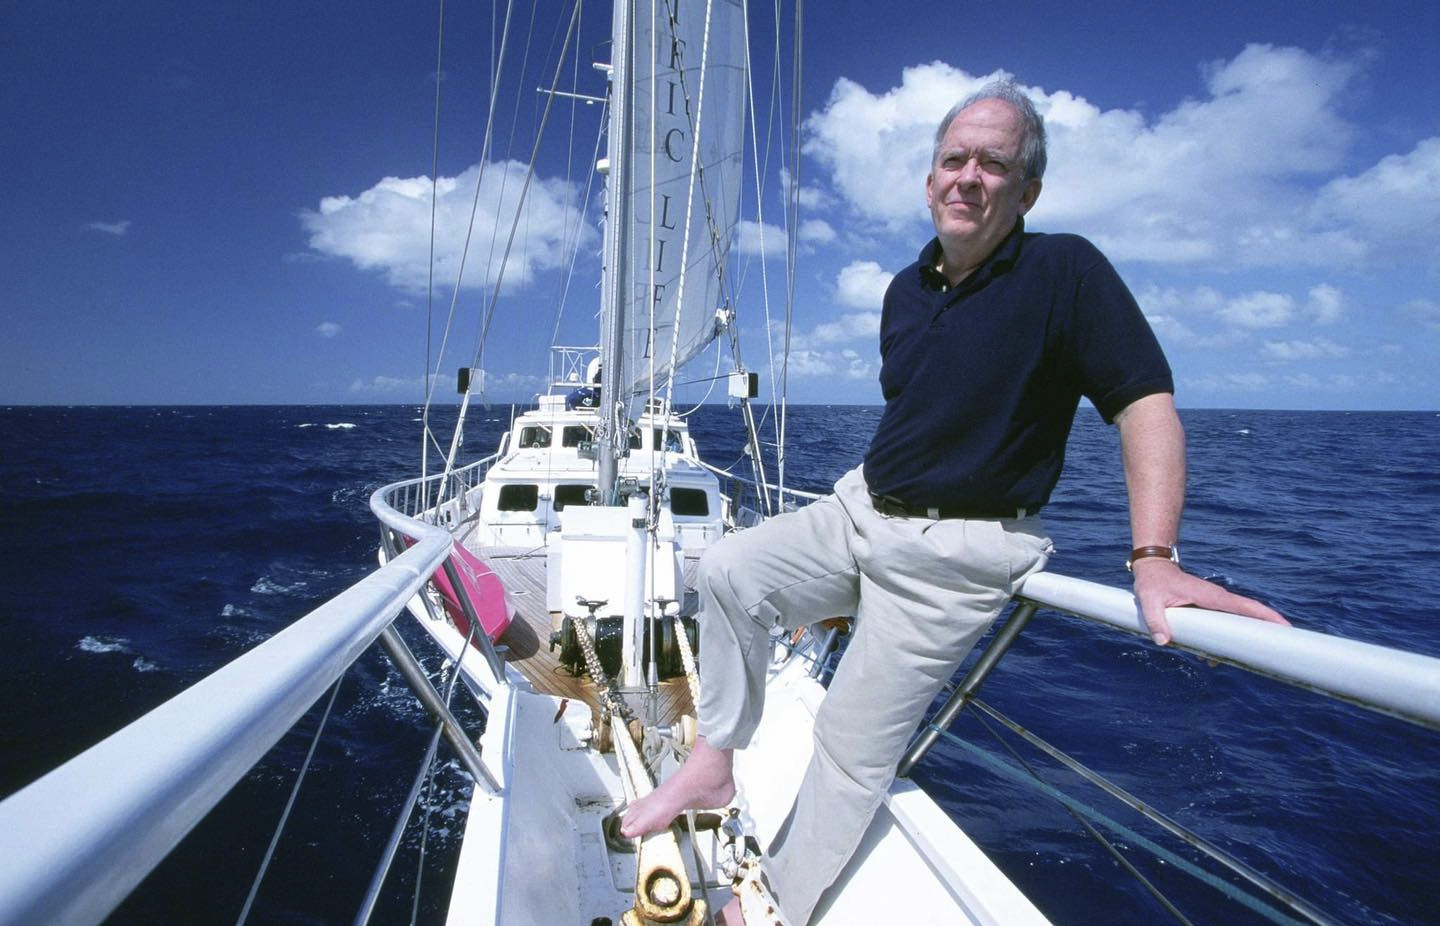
[3,405,1438,924]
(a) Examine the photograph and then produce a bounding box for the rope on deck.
[570,618,709,926]
[672,612,702,708]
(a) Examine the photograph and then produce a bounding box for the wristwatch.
[1126,544,1180,572]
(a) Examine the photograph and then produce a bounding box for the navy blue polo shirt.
[862,222,1173,511]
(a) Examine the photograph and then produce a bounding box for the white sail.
[607,0,747,400]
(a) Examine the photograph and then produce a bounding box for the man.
[622,80,1289,924]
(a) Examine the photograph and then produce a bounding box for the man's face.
[926,99,1042,256]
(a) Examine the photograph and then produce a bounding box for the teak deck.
[480,546,698,725]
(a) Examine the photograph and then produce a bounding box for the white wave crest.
[77,635,130,654]
[251,576,308,595]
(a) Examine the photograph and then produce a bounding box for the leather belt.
[868,492,1039,521]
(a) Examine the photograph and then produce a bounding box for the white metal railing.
[903,569,1440,778]
[697,458,825,522]
[889,569,1440,926]
[396,455,495,521]
[376,464,508,691]
[713,465,1440,731]
[1016,572,1440,730]
[0,487,455,926]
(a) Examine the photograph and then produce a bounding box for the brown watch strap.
[1126,545,1177,571]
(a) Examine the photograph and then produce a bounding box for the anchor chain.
[568,611,635,726]
[570,616,707,925]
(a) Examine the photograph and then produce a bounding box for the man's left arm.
[1115,392,1290,645]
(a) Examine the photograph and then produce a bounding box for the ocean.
[2,404,1437,924]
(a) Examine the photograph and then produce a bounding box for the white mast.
[596,0,635,503]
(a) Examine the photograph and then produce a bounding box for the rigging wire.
[938,702,1336,926]
[466,1,586,393]
[470,0,549,382]
[419,0,519,483]
[358,613,487,926]
[235,677,346,926]
[434,0,523,473]
[408,626,477,925]
[547,3,604,351]
[736,0,801,503]
[734,0,790,509]
[421,0,448,494]
[431,0,585,507]
[737,0,794,506]
[353,726,446,926]
[781,0,803,495]
[670,342,726,415]
[970,708,1196,925]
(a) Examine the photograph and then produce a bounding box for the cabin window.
[497,484,539,512]
[554,484,591,511]
[670,488,709,516]
[653,428,684,453]
[562,426,594,448]
[518,427,552,448]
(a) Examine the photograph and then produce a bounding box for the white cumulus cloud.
[1138,281,1352,343]
[86,219,131,236]
[802,46,1439,272]
[805,63,993,229]
[1218,291,1296,329]
[798,218,837,244]
[835,260,893,309]
[1305,284,1346,325]
[784,347,875,381]
[1261,337,1351,361]
[795,312,881,349]
[1311,137,1440,260]
[348,375,428,397]
[735,219,789,257]
[301,160,596,293]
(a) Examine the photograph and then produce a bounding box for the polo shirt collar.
[918,219,1027,293]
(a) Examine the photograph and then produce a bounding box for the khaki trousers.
[694,466,1051,924]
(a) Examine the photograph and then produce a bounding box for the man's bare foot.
[620,736,736,838]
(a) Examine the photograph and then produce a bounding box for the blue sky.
[4,0,1438,409]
